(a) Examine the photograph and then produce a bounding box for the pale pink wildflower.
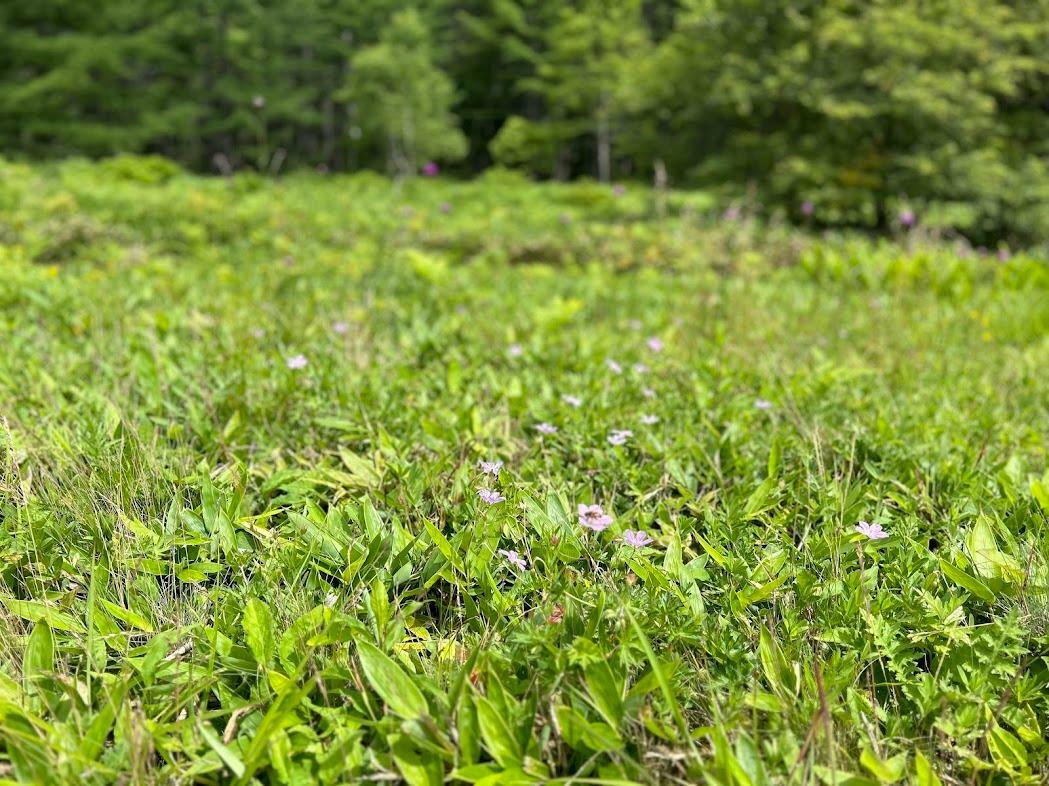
[479,460,503,476]
[499,549,527,570]
[608,429,633,446]
[646,337,664,352]
[622,529,654,548]
[578,504,613,532]
[562,394,582,408]
[856,521,889,540]
[478,488,505,505]
[286,354,308,370]
[535,422,558,435]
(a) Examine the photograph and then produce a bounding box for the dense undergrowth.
[0,159,1047,784]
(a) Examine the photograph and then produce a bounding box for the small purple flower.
[478,488,505,505]
[608,429,633,446]
[251,328,265,339]
[755,398,772,410]
[646,337,664,353]
[562,394,582,408]
[332,321,349,335]
[642,387,656,399]
[856,521,889,540]
[723,205,742,221]
[439,202,452,214]
[898,209,915,228]
[640,414,659,425]
[633,363,649,374]
[508,343,524,358]
[621,529,654,548]
[606,359,623,374]
[252,95,266,109]
[578,504,613,532]
[286,354,308,370]
[801,200,815,216]
[498,549,527,571]
[612,184,626,197]
[422,161,439,177]
[997,248,1011,262]
[479,460,503,476]
[535,422,558,435]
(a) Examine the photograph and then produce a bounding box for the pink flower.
[646,337,664,352]
[286,354,308,370]
[856,521,888,540]
[332,321,349,335]
[535,422,558,435]
[251,328,265,339]
[755,399,772,410]
[608,429,633,446]
[898,209,915,228]
[723,205,742,221]
[478,488,505,505]
[508,344,524,358]
[642,387,656,399]
[479,460,503,476]
[578,504,613,532]
[633,363,649,374]
[801,201,815,216]
[606,359,623,374]
[640,414,659,425]
[252,95,266,109]
[422,162,439,177]
[612,184,626,197]
[498,549,527,571]
[622,529,654,548]
[562,394,582,408]
[439,202,452,214]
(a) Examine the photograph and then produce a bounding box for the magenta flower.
[856,521,889,540]
[286,354,308,370]
[422,162,439,177]
[801,200,815,216]
[479,460,503,476]
[578,504,613,532]
[622,529,654,548]
[642,387,656,399]
[755,399,772,410]
[562,394,582,408]
[898,209,916,228]
[646,337,664,352]
[508,344,524,358]
[478,488,505,505]
[608,429,633,446]
[606,359,623,374]
[439,202,452,214]
[332,321,349,335]
[498,549,527,571]
[640,414,659,425]
[535,422,558,435]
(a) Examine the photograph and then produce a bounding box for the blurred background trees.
[0,0,1046,244]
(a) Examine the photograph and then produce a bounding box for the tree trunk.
[596,116,611,183]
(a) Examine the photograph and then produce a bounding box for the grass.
[0,157,1048,785]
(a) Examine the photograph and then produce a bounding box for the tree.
[342,9,467,176]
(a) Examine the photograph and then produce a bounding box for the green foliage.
[342,9,467,175]
[0,161,1047,782]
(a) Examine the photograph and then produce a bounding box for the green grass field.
[1,158,1048,785]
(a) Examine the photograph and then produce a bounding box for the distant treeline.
[1,1,1047,244]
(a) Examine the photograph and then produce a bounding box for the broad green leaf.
[474,693,522,767]
[939,559,996,603]
[243,598,276,667]
[356,640,428,718]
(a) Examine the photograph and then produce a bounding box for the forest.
[2,0,1047,245]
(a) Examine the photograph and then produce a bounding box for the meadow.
[0,157,1048,784]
